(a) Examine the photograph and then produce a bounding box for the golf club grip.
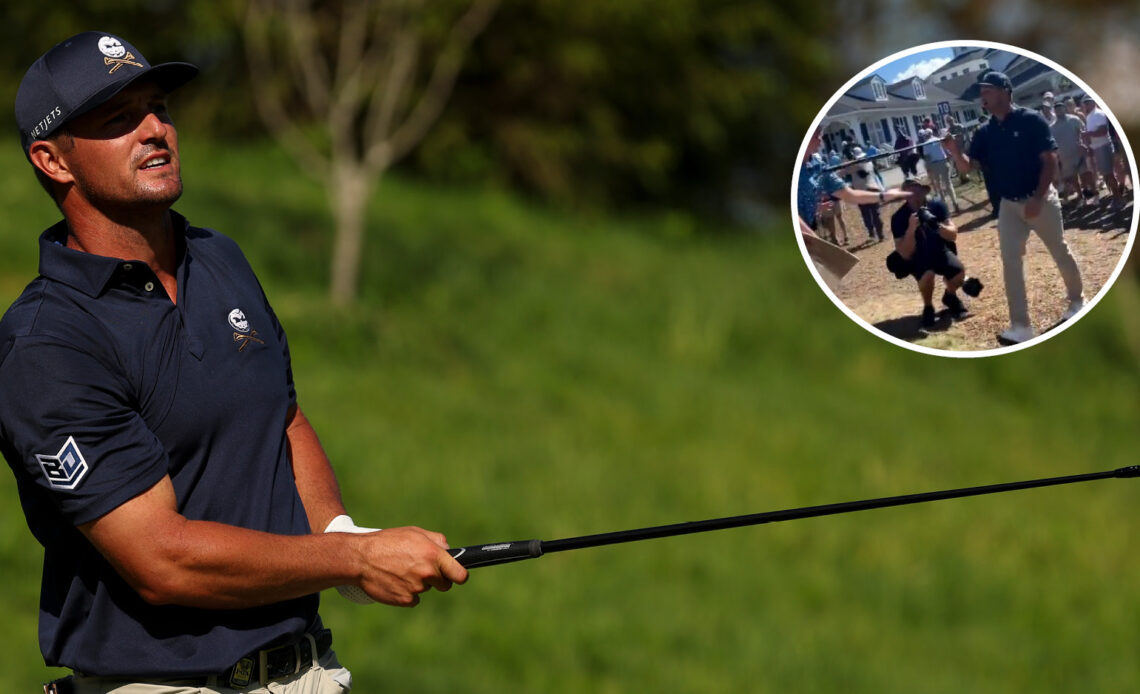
[448,539,544,568]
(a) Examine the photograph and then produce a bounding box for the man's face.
[1082,100,1094,115]
[53,81,181,210]
[807,128,822,156]
[904,185,928,207]
[978,84,1009,113]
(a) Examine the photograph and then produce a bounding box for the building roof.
[958,59,1053,101]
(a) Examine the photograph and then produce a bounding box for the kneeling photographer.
[889,177,969,328]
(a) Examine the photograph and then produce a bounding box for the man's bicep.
[78,475,184,597]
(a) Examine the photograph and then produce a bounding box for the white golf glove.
[323,514,381,604]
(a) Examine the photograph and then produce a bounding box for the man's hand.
[906,211,920,235]
[357,527,469,607]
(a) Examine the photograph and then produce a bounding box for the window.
[913,78,927,100]
[871,78,887,101]
[881,118,890,142]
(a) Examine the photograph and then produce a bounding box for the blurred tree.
[242,0,498,305]
[0,1,1133,236]
[413,0,832,215]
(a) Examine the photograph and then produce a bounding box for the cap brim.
[68,61,198,123]
[26,61,198,150]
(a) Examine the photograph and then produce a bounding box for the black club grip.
[448,539,543,568]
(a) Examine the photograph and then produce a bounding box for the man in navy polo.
[0,32,467,693]
[943,71,1084,346]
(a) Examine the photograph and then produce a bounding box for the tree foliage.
[414,0,833,213]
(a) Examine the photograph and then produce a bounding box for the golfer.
[943,71,1084,345]
[0,32,467,693]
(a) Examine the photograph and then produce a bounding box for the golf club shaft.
[820,122,980,173]
[447,465,1140,569]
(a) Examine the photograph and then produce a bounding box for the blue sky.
[874,47,956,83]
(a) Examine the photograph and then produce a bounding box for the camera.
[916,207,938,225]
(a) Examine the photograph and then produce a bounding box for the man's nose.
[138,112,169,142]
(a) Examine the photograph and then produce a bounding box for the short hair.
[30,127,73,204]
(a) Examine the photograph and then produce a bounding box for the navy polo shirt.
[0,211,318,678]
[968,107,1057,200]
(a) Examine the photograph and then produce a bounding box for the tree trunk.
[328,165,374,306]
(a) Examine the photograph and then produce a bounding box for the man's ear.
[28,139,75,186]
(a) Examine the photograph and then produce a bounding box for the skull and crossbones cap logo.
[15,31,198,156]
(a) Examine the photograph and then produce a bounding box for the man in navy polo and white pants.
[0,32,468,693]
[943,71,1084,345]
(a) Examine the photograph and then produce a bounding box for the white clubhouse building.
[820,47,1079,156]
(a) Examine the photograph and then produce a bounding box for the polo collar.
[37,210,191,298]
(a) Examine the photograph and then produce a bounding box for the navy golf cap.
[977,70,1013,92]
[15,31,198,154]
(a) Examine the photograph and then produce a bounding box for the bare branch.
[283,0,331,115]
[333,1,370,94]
[363,27,420,170]
[243,0,330,180]
[366,0,500,170]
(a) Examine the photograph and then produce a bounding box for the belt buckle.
[228,656,256,689]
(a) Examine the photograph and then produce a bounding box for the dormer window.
[912,77,927,100]
[872,78,887,101]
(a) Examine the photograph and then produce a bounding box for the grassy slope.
[0,138,1138,692]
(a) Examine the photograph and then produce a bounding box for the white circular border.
[791,40,1139,358]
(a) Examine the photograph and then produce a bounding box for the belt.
[217,628,334,689]
[45,629,334,693]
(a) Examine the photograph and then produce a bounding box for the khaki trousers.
[65,649,350,694]
[997,187,1083,327]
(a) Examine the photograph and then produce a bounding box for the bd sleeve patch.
[36,436,89,490]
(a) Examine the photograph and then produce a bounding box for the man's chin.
[137,181,183,207]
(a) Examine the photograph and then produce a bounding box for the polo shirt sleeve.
[890,205,910,239]
[0,338,169,526]
[822,170,846,196]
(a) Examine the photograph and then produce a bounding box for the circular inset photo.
[793,41,1137,356]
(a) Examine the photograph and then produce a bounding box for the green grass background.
[0,137,1138,692]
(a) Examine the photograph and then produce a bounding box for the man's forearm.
[287,405,348,533]
[838,187,908,206]
[137,518,366,608]
[895,232,916,259]
[81,476,364,608]
[948,149,977,175]
[82,474,463,610]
